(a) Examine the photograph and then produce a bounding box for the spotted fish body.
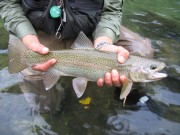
[8,32,167,103]
[22,49,164,81]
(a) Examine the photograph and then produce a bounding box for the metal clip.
[55,23,62,39]
[55,31,61,39]
[55,0,65,39]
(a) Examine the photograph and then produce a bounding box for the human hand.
[22,35,56,71]
[96,44,129,87]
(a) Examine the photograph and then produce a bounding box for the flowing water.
[0,0,180,134]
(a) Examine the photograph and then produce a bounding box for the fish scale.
[25,49,128,80]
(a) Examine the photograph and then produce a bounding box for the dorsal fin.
[71,31,94,49]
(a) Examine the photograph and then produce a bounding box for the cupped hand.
[96,44,129,87]
[22,35,56,71]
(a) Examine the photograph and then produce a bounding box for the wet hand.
[22,35,56,71]
[96,44,129,87]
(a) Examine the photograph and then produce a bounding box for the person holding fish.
[0,0,154,112]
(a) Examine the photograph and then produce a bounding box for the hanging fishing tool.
[50,0,66,39]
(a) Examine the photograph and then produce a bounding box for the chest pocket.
[61,0,104,38]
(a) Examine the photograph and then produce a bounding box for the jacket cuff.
[15,21,37,39]
[93,27,119,43]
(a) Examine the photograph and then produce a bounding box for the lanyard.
[50,0,66,39]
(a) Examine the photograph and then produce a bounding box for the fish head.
[130,60,167,82]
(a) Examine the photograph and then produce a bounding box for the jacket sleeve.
[93,0,124,43]
[0,0,36,39]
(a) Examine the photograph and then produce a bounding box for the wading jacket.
[0,0,124,42]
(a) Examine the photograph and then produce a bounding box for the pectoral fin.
[43,69,61,90]
[120,80,133,106]
[72,77,88,98]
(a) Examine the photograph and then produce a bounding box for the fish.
[8,32,167,105]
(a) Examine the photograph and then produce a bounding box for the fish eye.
[150,64,157,70]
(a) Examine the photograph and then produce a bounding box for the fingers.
[99,45,129,63]
[111,70,121,87]
[116,46,129,63]
[97,78,104,87]
[22,34,49,54]
[120,75,128,84]
[22,34,55,72]
[97,70,124,87]
[31,43,49,55]
[96,44,129,87]
[32,59,57,72]
[105,72,112,86]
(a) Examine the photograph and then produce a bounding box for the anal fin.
[72,77,88,98]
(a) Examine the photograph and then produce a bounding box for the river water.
[0,0,180,134]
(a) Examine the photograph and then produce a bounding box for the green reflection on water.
[122,0,180,40]
[0,19,8,49]
[0,54,8,70]
[0,19,8,70]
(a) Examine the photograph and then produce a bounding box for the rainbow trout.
[8,32,167,105]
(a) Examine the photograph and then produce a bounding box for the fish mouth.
[152,72,168,80]
[150,62,167,80]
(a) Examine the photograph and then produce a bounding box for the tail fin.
[8,35,28,73]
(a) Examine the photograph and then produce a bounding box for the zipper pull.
[62,8,66,22]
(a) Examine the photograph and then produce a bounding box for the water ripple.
[107,115,130,134]
[0,49,8,54]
